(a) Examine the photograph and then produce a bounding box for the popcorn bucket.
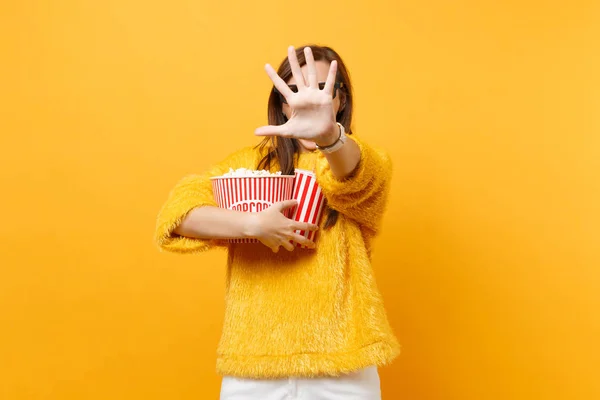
[290,169,327,248]
[211,175,295,243]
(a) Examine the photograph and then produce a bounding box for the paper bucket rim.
[294,169,315,176]
[210,175,296,180]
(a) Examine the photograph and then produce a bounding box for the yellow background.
[1,0,599,399]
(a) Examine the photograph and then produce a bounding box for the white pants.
[220,366,381,400]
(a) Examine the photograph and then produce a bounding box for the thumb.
[273,199,298,213]
[255,124,288,137]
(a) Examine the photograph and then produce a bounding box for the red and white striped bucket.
[210,175,295,243]
[290,169,326,248]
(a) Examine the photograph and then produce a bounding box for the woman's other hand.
[247,200,318,252]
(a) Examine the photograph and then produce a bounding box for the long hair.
[256,45,354,229]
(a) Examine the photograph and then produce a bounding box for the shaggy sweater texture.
[155,135,400,379]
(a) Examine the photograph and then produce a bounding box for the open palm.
[255,46,339,145]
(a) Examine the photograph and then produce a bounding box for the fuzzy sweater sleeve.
[154,147,257,254]
[315,135,393,235]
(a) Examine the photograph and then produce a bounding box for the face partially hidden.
[282,60,343,152]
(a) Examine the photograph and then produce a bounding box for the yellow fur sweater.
[155,135,400,378]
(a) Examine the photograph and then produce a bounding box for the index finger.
[294,222,319,232]
[265,63,293,98]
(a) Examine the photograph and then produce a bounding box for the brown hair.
[256,45,354,229]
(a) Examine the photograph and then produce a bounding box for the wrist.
[316,122,346,154]
[242,213,260,239]
[315,123,340,147]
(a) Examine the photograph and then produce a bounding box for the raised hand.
[255,46,340,147]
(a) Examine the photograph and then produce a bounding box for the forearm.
[314,134,392,233]
[316,125,361,179]
[174,206,254,240]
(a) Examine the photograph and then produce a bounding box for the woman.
[155,45,400,399]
